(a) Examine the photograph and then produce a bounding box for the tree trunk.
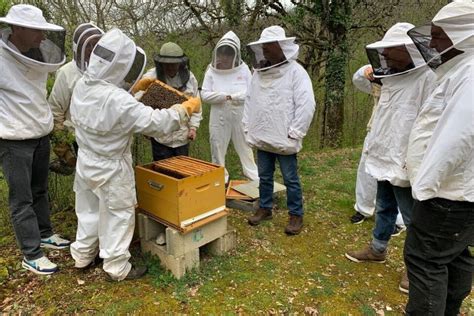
[321,0,350,148]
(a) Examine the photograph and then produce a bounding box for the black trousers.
[404,198,474,316]
[150,138,189,161]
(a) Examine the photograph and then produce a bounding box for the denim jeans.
[372,181,413,252]
[0,136,53,260]
[150,138,189,161]
[257,150,303,216]
[405,198,474,316]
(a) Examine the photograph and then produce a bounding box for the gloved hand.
[132,78,154,94]
[364,66,375,81]
[53,143,76,167]
[180,97,201,116]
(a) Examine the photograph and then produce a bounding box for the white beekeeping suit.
[243,28,316,155]
[139,42,202,149]
[48,23,104,174]
[201,31,258,182]
[363,23,436,196]
[407,0,474,202]
[70,28,199,281]
[0,6,65,140]
[351,65,405,227]
[49,23,104,133]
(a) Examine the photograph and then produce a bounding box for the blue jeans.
[0,136,53,260]
[257,150,303,216]
[372,181,413,252]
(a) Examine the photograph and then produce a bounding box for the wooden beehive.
[140,80,189,110]
[135,156,226,231]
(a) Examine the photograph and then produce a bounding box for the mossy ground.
[0,148,472,314]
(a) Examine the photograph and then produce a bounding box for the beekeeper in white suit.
[48,23,104,175]
[70,28,201,281]
[344,22,436,294]
[0,4,70,275]
[133,42,202,161]
[201,31,258,183]
[351,64,406,233]
[404,1,474,313]
[244,26,316,235]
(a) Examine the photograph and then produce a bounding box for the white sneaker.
[22,256,58,275]
[41,234,71,249]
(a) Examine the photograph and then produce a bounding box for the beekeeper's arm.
[413,79,473,199]
[227,66,252,103]
[288,69,316,140]
[187,73,202,139]
[118,91,201,139]
[48,67,72,131]
[242,82,252,133]
[48,67,77,166]
[200,69,228,104]
[352,65,373,95]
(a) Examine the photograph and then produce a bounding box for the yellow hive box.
[135,156,226,232]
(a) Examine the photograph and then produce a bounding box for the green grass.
[1,147,472,314]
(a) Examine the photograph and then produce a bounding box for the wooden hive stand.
[137,212,236,279]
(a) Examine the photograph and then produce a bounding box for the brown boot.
[399,270,409,294]
[248,208,272,226]
[345,245,387,263]
[285,215,303,235]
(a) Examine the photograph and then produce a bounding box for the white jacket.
[243,60,316,155]
[71,29,187,194]
[48,61,82,131]
[408,51,474,202]
[142,68,201,148]
[364,67,436,187]
[352,64,382,132]
[0,28,62,140]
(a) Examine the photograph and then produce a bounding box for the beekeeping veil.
[247,25,299,71]
[86,28,146,93]
[153,42,190,90]
[0,4,65,72]
[407,0,474,69]
[211,31,242,71]
[365,23,426,78]
[72,22,104,73]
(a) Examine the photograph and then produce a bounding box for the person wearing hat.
[69,29,201,281]
[350,64,406,235]
[244,25,316,235]
[134,42,202,161]
[0,4,70,275]
[201,31,259,184]
[404,1,474,313]
[48,23,104,176]
[344,22,437,293]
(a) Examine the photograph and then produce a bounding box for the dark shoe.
[285,215,303,235]
[399,270,409,294]
[345,245,387,263]
[248,208,272,226]
[106,264,147,282]
[391,225,406,237]
[76,254,103,271]
[350,211,367,224]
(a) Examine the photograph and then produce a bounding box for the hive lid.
[232,180,286,199]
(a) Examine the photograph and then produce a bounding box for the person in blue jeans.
[344,22,436,293]
[243,26,316,235]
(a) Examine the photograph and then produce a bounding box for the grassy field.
[0,146,472,314]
